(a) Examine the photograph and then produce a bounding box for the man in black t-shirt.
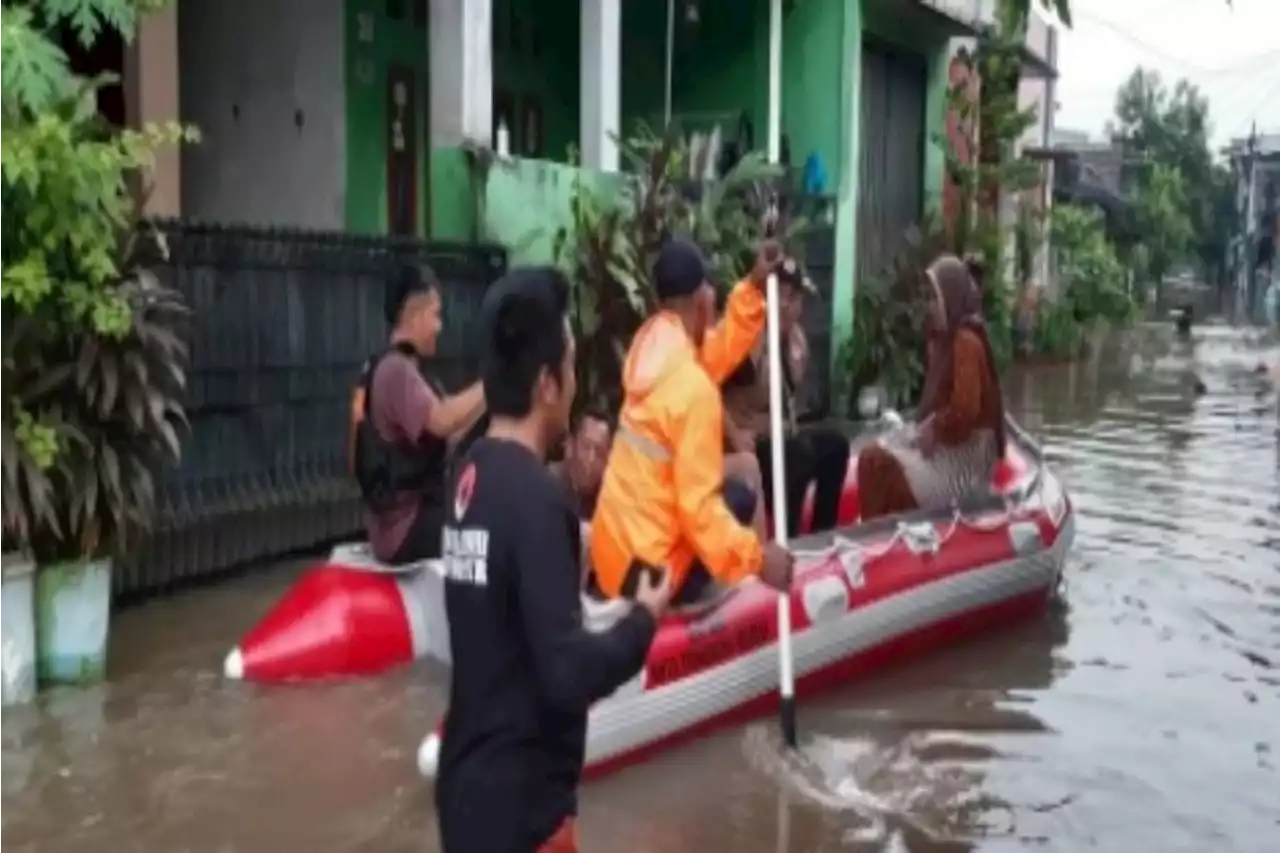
[435,267,671,853]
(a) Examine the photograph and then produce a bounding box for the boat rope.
[788,409,1046,569]
[792,497,1029,568]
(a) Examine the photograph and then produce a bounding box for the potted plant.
[3,2,196,687]
[1,544,38,705]
[2,319,77,703]
[30,227,190,685]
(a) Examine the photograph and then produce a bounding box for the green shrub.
[553,125,810,412]
[1051,204,1135,326]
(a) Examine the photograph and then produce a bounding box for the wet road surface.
[4,323,1278,852]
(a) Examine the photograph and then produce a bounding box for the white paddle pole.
[664,0,674,126]
[764,0,797,750]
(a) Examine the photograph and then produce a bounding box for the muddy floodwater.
[4,323,1278,853]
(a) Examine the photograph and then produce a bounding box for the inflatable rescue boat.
[225,415,1073,751]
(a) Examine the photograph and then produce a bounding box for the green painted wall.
[619,0,844,190]
[343,0,581,239]
[781,0,845,191]
[430,148,477,242]
[831,0,862,352]
[621,0,762,138]
[483,159,623,265]
[342,0,854,243]
[923,41,952,217]
[343,0,431,235]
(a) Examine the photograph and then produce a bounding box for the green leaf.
[0,8,73,115]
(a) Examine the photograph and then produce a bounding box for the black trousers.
[390,500,446,563]
[755,428,851,536]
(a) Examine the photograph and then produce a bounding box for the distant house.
[1042,131,1134,244]
[1223,131,1280,322]
[940,3,1060,292]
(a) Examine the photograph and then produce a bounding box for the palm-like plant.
[63,226,189,559]
[1007,0,1072,27]
[2,329,75,551]
[837,220,951,413]
[2,224,190,562]
[555,125,811,412]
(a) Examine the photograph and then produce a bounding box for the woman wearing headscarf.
[858,254,1007,520]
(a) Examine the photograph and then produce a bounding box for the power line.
[1212,74,1275,121]
[1060,64,1278,131]
[1111,0,1213,25]
[1074,8,1273,75]
[1224,78,1280,140]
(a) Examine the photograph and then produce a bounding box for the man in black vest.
[350,264,486,564]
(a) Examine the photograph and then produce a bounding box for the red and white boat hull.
[223,551,450,683]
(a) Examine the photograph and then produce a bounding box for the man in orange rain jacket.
[589,239,795,605]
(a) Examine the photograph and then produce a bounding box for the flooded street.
[4,323,1278,853]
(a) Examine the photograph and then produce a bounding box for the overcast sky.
[1053,0,1280,148]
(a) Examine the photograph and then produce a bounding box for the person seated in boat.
[722,256,851,537]
[548,406,613,521]
[857,254,1007,521]
[435,265,670,853]
[588,238,795,607]
[550,406,614,578]
[349,263,487,565]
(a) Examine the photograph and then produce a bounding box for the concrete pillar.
[429,0,492,146]
[830,0,861,355]
[580,0,620,171]
[124,4,181,217]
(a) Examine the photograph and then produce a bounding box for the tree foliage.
[1132,162,1194,295]
[837,220,947,413]
[1052,205,1133,321]
[1,0,197,559]
[944,0,1043,353]
[1109,67,1234,290]
[1005,0,1073,28]
[1033,205,1133,357]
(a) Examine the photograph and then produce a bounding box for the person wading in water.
[435,266,671,853]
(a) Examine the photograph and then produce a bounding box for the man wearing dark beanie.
[347,263,486,565]
[589,238,795,604]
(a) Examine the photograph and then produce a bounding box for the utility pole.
[1243,122,1260,323]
